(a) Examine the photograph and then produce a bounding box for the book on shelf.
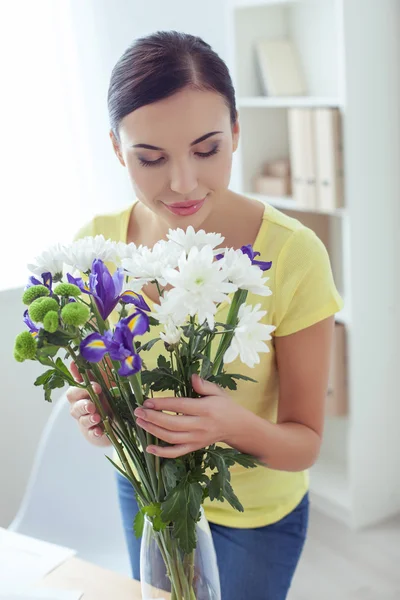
[288,108,344,211]
[314,108,344,210]
[326,322,348,417]
[288,108,318,209]
[255,38,307,97]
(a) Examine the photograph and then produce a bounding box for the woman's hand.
[133,374,243,458]
[67,361,112,447]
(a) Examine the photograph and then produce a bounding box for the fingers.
[135,418,192,445]
[142,397,208,416]
[134,407,200,432]
[66,381,102,405]
[69,361,83,383]
[147,443,195,459]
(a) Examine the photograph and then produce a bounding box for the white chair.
[8,393,131,576]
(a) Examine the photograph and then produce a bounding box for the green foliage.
[34,357,76,401]
[161,478,203,554]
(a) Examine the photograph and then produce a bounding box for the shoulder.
[257,202,323,262]
[73,203,134,242]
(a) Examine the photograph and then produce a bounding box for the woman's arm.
[226,316,335,471]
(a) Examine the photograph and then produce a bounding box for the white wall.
[1,0,228,527]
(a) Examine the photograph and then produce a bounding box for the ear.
[232,113,240,153]
[109,130,126,167]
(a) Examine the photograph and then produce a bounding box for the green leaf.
[157,355,170,370]
[161,480,203,553]
[200,356,212,379]
[209,472,244,512]
[55,357,75,383]
[37,345,59,358]
[42,330,74,347]
[142,503,166,533]
[34,369,55,387]
[162,460,187,494]
[138,338,160,352]
[133,510,144,539]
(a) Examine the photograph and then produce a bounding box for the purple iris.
[240,245,272,271]
[80,311,149,376]
[216,245,272,271]
[67,259,149,321]
[25,272,53,294]
[23,310,39,337]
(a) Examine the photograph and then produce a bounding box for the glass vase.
[140,508,221,600]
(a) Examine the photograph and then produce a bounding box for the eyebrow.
[132,131,223,151]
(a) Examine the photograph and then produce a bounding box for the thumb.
[191,373,224,397]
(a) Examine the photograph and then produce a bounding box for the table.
[38,557,142,599]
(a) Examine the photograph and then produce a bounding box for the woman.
[67,31,343,599]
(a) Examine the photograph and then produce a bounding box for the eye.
[195,144,220,159]
[138,156,165,168]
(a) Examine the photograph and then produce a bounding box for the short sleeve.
[274,227,344,337]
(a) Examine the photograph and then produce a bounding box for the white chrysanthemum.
[161,245,237,330]
[122,240,180,286]
[27,243,66,277]
[224,303,276,368]
[160,321,182,345]
[167,225,224,254]
[114,241,141,263]
[62,235,117,272]
[219,249,272,296]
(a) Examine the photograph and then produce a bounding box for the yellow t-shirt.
[74,199,343,528]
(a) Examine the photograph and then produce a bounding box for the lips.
[168,198,206,208]
[163,197,206,217]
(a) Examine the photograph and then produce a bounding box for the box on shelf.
[254,175,291,196]
[326,323,348,417]
[263,158,291,178]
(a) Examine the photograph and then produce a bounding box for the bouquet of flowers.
[14,226,275,600]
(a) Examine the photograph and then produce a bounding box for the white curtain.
[0,1,98,290]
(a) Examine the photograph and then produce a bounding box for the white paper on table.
[0,590,83,600]
[0,528,76,592]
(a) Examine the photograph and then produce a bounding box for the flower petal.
[80,333,108,363]
[124,311,150,337]
[118,353,142,376]
[120,291,150,312]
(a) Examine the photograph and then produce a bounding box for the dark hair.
[107,31,237,139]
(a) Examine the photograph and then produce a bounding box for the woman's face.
[111,87,239,227]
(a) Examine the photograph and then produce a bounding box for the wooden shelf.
[248,193,347,217]
[238,96,343,109]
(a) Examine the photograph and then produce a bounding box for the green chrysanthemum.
[14,331,37,360]
[23,285,50,305]
[54,283,82,298]
[61,302,90,326]
[43,310,59,333]
[29,297,59,323]
[14,349,25,363]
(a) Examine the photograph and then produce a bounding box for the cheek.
[201,150,233,189]
[126,158,165,197]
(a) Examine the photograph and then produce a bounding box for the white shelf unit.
[226,0,400,529]
[238,96,343,108]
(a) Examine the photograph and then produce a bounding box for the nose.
[169,159,198,196]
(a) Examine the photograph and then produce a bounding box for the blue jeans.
[116,472,309,600]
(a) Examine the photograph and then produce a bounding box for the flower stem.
[212,289,248,375]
